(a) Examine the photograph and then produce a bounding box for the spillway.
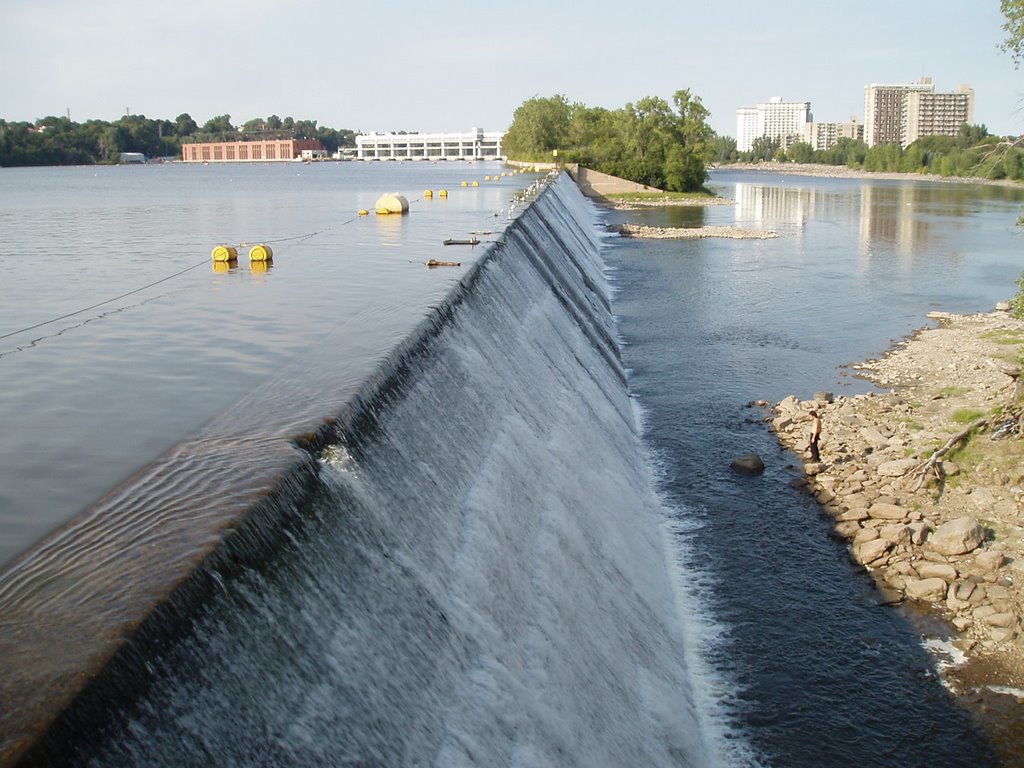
[1,175,724,766]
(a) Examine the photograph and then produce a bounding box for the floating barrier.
[249,244,273,262]
[472,181,479,187]
[358,209,370,216]
[438,189,448,198]
[460,181,468,187]
[424,190,433,198]
[374,193,409,215]
[211,244,238,263]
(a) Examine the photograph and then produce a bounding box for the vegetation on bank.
[501,92,715,192]
[711,125,1024,183]
[0,113,357,166]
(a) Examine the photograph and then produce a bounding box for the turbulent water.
[6,175,730,767]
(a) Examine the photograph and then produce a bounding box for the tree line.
[0,113,358,167]
[501,91,716,193]
[709,125,1024,183]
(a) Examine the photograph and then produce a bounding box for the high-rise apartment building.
[863,77,975,148]
[804,118,864,151]
[735,97,812,152]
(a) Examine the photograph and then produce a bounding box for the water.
[603,169,1024,766]
[0,161,525,565]
[2,165,1023,765]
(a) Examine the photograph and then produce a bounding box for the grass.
[980,329,1024,345]
[952,408,987,424]
[937,386,971,398]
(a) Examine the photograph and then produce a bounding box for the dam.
[0,174,724,766]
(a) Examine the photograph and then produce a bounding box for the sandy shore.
[769,308,1024,759]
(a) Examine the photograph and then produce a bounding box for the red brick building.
[181,138,325,162]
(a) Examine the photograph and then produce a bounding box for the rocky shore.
[613,223,778,240]
[768,307,1024,751]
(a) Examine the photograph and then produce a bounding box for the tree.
[711,134,737,164]
[201,114,235,137]
[174,113,198,137]
[786,141,814,164]
[1002,0,1024,67]
[750,135,780,162]
[500,95,572,161]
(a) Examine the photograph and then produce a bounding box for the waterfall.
[9,176,724,767]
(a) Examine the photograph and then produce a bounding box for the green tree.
[1002,0,1024,67]
[750,135,780,162]
[787,141,814,164]
[174,113,198,137]
[711,134,737,164]
[501,95,572,161]
[201,114,235,138]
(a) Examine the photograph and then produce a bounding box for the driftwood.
[909,417,989,491]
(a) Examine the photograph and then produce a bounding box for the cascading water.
[17,177,729,766]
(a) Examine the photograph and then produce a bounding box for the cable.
[0,259,209,342]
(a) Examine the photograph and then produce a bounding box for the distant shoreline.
[713,161,1024,189]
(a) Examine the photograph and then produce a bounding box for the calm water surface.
[605,169,1024,766]
[0,161,531,565]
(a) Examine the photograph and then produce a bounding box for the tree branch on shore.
[909,417,990,491]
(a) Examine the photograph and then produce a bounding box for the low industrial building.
[181,138,325,163]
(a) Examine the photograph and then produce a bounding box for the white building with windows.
[355,128,505,160]
[735,97,812,152]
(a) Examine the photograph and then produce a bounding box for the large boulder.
[731,454,765,474]
[929,517,986,556]
[905,578,949,602]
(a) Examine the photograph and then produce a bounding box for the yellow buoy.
[439,189,448,198]
[500,172,507,177]
[484,175,491,181]
[460,180,468,187]
[211,244,238,262]
[374,193,409,214]
[358,209,370,216]
[424,189,433,198]
[249,244,273,262]
[472,180,479,187]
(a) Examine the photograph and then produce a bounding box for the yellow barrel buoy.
[374,193,409,214]
[472,180,479,187]
[358,209,370,216]
[249,244,273,262]
[460,180,468,187]
[484,175,491,181]
[439,189,448,198]
[500,172,507,177]
[424,189,433,198]
[211,244,238,262]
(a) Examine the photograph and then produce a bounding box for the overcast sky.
[3,0,1021,138]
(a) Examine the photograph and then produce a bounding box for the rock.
[879,524,911,546]
[907,522,931,545]
[877,458,919,477]
[990,627,1017,643]
[868,503,908,521]
[834,521,862,538]
[985,612,1018,628]
[996,300,1011,312]
[915,563,957,582]
[928,517,987,556]
[855,538,892,566]
[975,549,1005,572]
[941,461,960,477]
[836,508,869,522]
[813,391,834,404]
[904,577,949,602]
[860,427,892,449]
[853,528,880,545]
[731,454,765,474]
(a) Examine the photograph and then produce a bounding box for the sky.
[2,0,1022,139]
